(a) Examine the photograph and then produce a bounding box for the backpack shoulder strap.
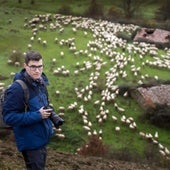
[15,80,29,104]
[41,78,50,103]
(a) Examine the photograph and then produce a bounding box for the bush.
[163,19,170,30]
[77,135,108,157]
[107,5,122,19]
[146,104,170,129]
[84,0,103,19]
[116,31,133,42]
[58,5,72,15]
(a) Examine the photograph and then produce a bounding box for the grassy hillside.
[0,0,170,165]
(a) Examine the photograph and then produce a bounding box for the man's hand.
[39,107,52,119]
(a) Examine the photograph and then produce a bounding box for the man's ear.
[24,63,27,69]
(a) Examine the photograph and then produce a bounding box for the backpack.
[0,80,29,128]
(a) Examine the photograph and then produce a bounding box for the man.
[3,51,56,169]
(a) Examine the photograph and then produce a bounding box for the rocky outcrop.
[134,28,170,48]
[131,85,170,110]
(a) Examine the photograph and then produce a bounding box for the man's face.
[24,59,43,80]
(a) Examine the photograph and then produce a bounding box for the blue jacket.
[2,69,53,151]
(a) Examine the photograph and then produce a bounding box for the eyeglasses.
[27,65,43,71]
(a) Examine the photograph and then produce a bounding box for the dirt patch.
[0,133,168,170]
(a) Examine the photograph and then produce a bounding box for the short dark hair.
[25,51,42,64]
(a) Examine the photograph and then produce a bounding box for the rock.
[134,28,170,48]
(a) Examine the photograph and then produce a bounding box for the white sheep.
[88,131,92,136]
[28,44,32,50]
[112,115,117,122]
[52,58,56,64]
[115,126,120,131]
[55,133,65,139]
[42,40,47,47]
[60,51,64,57]
[83,126,91,131]
[30,36,34,42]
[14,61,20,67]
[93,130,97,135]
[164,147,170,155]
[55,90,60,96]
[37,37,42,43]
[7,59,13,65]
[139,131,145,138]
[154,131,159,139]
[159,150,166,157]
[10,72,16,76]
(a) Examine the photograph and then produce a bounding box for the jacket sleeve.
[2,82,42,127]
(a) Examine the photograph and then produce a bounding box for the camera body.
[43,106,64,129]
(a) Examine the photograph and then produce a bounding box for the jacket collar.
[14,68,49,87]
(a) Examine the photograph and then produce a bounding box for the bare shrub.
[77,135,108,157]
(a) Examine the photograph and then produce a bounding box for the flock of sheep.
[2,13,170,159]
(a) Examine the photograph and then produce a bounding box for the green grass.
[0,0,170,163]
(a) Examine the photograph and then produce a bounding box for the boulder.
[131,84,170,110]
[134,28,170,48]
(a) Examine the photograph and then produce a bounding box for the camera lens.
[50,112,64,129]
[43,106,64,128]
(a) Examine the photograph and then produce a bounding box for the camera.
[43,106,64,129]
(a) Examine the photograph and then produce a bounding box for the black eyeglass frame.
[27,64,43,71]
